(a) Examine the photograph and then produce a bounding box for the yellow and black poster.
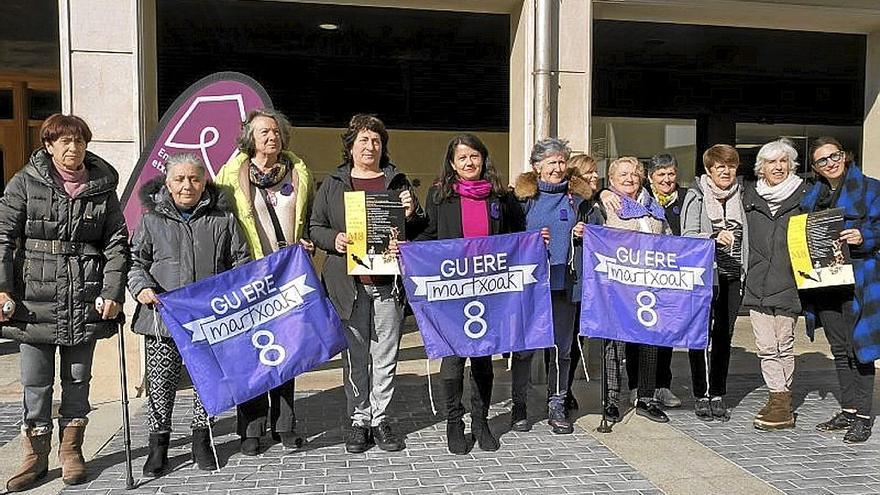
[787,207,854,290]
[344,191,405,275]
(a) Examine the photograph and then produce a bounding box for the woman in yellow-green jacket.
[214,108,315,456]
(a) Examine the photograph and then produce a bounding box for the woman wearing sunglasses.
[801,137,880,443]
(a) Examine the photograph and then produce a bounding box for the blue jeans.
[20,340,96,429]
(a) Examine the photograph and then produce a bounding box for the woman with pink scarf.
[415,134,523,455]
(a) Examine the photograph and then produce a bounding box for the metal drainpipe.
[534,0,553,141]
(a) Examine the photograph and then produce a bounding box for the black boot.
[191,429,217,471]
[446,420,473,455]
[142,432,170,477]
[471,419,499,451]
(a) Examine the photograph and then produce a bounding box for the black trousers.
[626,344,673,391]
[688,277,741,398]
[237,379,296,438]
[440,356,493,423]
[605,339,657,406]
[816,289,875,416]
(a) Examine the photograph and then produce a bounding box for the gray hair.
[529,137,572,166]
[754,139,799,177]
[237,108,292,157]
[164,152,207,178]
[648,153,678,176]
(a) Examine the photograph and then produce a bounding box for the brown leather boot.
[6,427,51,492]
[58,418,88,485]
[754,391,795,430]
[755,391,775,420]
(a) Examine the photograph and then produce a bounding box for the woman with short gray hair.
[130,152,251,475]
[511,137,592,434]
[742,139,808,431]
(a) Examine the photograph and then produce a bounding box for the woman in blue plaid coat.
[801,136,880,444]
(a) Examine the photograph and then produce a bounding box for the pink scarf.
[51,162,89,198]
[454,180,491,238]
[453,179,492,200]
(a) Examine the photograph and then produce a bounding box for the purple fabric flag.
[399,231,553,359]
[157,245,346,416]
[120,72,272,235]
[580,225,714,349]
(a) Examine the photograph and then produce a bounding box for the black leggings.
[816,290,875,416]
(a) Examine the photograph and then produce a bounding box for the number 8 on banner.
[463,301,488,339]
[252,329,287,366]
[636,291,658,328]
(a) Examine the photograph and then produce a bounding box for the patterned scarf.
[249,159,290,189]
[613,187,667,221]
[650,185,678,208]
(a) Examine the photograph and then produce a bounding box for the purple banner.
[399,231,553,359]
[157,245,347,416]
[580,225,714,349]
[121,72,272,234]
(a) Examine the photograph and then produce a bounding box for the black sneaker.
[371,421,405,452]
[345,424,372,453]
[843,417,872,443]
[636,399,669,423]
[695,398,713,421]
[603,404,621,423]
[710,397,730,422]
[816,410,856,431]
[240,436,261,456]
[548,403,574,434]
[279,431,303,450]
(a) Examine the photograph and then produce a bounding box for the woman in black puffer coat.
[128,153,251,476]
[0,114,129,491]
[742,139,809,431]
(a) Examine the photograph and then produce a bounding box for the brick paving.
[666,369,880,495]
[0,401,22,447]
[61,383,661,495]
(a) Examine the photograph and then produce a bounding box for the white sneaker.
[654,388,682,408]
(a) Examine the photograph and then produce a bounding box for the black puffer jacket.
[128,178,251,337]
[0,149,129,345]
[310,162,426,320]
[741,180,810,316]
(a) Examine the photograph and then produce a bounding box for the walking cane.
[109,299,136,489]
[596,338,613,433]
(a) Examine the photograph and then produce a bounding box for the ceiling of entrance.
[157,0,510,131]
[594,0,880,34]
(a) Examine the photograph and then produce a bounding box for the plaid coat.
[801,164,880,363]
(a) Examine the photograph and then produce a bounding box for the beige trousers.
[750,310,797,392]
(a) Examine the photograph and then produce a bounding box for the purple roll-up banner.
[580,225,714,349]
[120,72,272,234]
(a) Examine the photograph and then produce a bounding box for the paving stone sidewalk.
[665,369,880,495]
[0,402,22,448]
[60,379,661,495]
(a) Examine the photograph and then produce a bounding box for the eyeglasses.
[813,150,845,169]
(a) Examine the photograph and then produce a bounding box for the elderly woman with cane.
[129,153,251,476]
[0,114,129,491]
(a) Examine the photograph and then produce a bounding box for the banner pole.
[596,338,613,433]
[116,324,136,489]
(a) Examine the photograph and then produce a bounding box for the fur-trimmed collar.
[138,176,232,213]
[513,169,593,200]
